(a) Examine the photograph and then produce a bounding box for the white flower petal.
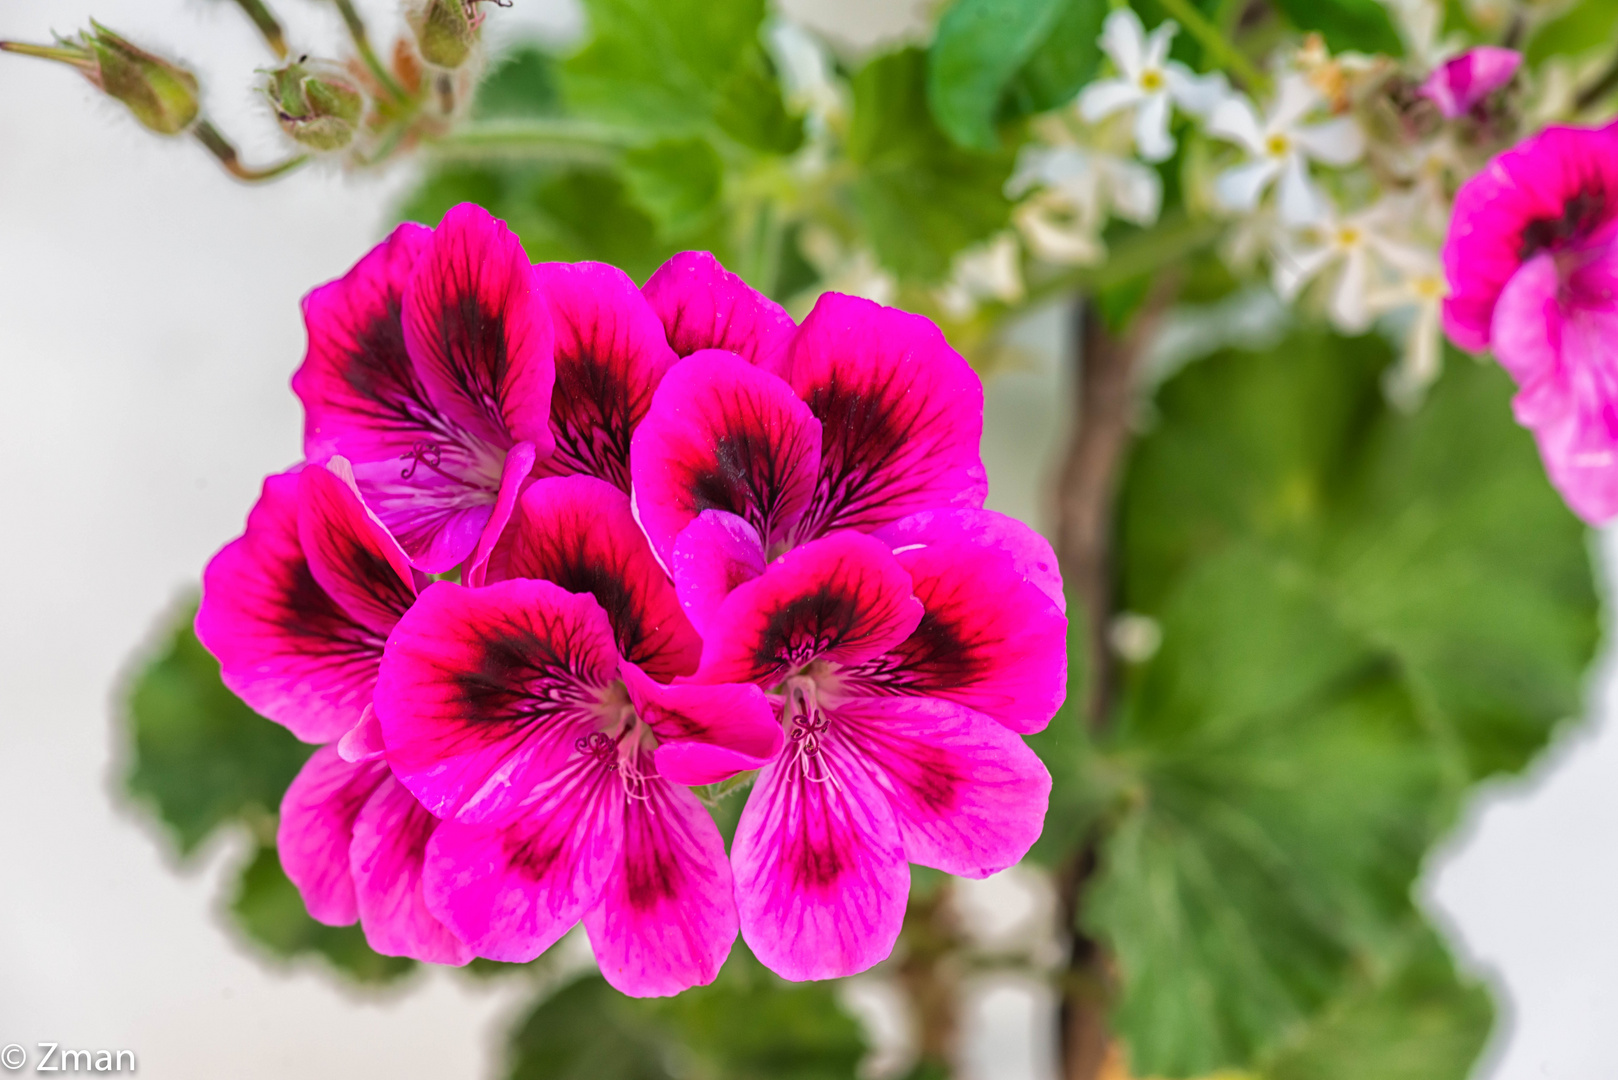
[1273,243,1336,299]
[1164,63,1229,118]
[1099,8,1148,78]
[1014,201,1103,265]
[1078,78,1144,123]
[1207,95,1266,153]
[1215,157,1282,211]
[1329,248,1373,332]
[1133,92,1175,162]
[1142,19,1177,72]
[1271,73,1322,130]
[1293,116,1365,166]
[1105,159,1163,225]
[1276,153,1324,225]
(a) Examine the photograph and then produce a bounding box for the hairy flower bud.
[407,0,485,69]
[265,59,365,151]
[1,23,200,135]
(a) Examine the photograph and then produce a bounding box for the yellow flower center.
[1139,69,1165,92]
[1266,133,1291,157]
[1336,226,1361,247]
[1413,274,1445,299]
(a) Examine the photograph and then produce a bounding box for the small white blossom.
[765,20,845,135]
[1208,73,1365,224]
[1368,247,1450,409]
[1007,123,1162,266]
[936,233,1026,319]
[1077,8,1228,162]
[1272,197,1428,332]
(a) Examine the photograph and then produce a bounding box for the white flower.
[1208,73,1365,224]
[1272,197,1428,332]
[1007,140,1162,266]
[1077,8,1228,162]
[765,20,845,134]
[936,233,1026,319]
[796,226,895,308]
[1367,248,1450,409]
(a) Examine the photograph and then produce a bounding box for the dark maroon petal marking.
[297,461,416,637]
[642,251,797,374]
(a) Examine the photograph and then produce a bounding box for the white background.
[0,1,1614,1077]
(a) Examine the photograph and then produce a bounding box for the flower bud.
[1,23,200,135]
[407,0,483,69]
[265,59,365,151]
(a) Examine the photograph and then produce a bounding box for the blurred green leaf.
[124,601,312,857]
[1526,0,1618,66]
[849,48,1015,282]
[477,45,565,119]
[505,951,866,1080]
[928,0,1104,150]
[1089,334,1595,1075]
[622,137,725,234]
[714,49,806,155]
[230,843,417,984]
[1260,925,1493,1080]
[1267,0,1403,55]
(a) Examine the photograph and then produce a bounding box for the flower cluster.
[195,203,1065,994]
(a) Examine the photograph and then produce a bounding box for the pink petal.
[783,293,987,540]
[296,459,416,637]
[532,261,680,490]
[402,203,556,454]
[642,251,798,375]
[669,510,767,637]
[874,508,1065,614]
[423,752,625,962]
[277,746,390,925]
[350,439,511,575]
[293,221,439,465]
[196,471,383,744]
[338,705,388,763]
[619,661,783,785]
[832,696,1050,878]
[350,775,473,965]
[630,350,823,568]
[485,476,701,681]
[1418,46,1520,119]
[731,738,908,981]
[374,578,621,824]
[849,525,1068,734]
[583,772,738,996]
[464,441,539,588]
[695,531,924,688]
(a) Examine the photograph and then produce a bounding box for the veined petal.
[874,508,1064,614]
[350,436,510,575]
[731,738,908,981]
[277,746,390,925]
[486,476,701,681]
[374,579,621,823]
[784,293,987,538]
[196,471,382,744]
[402,203,556,454]
[696,531,923,687]
[338,705,388,763]
[1077,78,1143,123]
[670,510,766,637]
[1491,252,1563,388]
[350,775,473,965]
[620,662,782,785]
[584,771,738,996]
[293,222,440,464]
[465,441,539,588]
[642,251,798,376]
[423,752,625,962]
[297,459,415,638]
[533,261,679,490]
[832,696,1050,878]
[851,523,1067,733]
[630,350,822,569]
[1294,116,1365,167]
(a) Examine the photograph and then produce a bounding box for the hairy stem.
[229,0,289,58]
[193,120,308,182]
[428,118,633,165]
[332,0,409,103]
[1051,280,1181,1080]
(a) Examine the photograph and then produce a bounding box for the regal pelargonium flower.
[1443,123,1618,521]
[688,518,1064,980]
[1209,73,1365,224]
[1419,46,1520,120]
[1077,8,1227,163]
[196,458,416,743]
[641,251,799,375]
[373,475,783,995]
[292,202,553,574]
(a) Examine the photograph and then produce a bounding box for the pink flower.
[373,476,783,995]
[1418,47,1520,120]
[641,251,800,373]
[1442,124,1618,520]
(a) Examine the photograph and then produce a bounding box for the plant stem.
[1575,50,1618,112]
[895,881,965,1075]
[229,0,289,58]
[428,118,634,165]
[1155,0,1269,94]
[332,0,409,103]
[1025,213,1221,309]
[193,120,309,182]
[0,41,89,65]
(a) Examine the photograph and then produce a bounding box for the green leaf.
[1267,0,1403,56]
[124,601,312,857]
[230,843,417,984]
[928,0,1104,150]
[1526,0,1618,68]
[714,49,806,155]
[1260,926,1493,1080]
[849,48,1015,283]
[622,137,725,234]
[1090,334,1596,1075]
[505,952,866,1080]
[477,45,564,119]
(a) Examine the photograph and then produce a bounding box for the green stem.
[0,40,89,66]
[1024,212,1222,307]
[193,120,309,182]
[331,0,408,103]
[1156,0,1269,93]
[228,0,288,58]
[428,118,635,165]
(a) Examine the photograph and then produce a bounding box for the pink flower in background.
[1418,47,1521,119]
[293,203,551,574]
[374,476,782,995]
[1442,124,1618,520]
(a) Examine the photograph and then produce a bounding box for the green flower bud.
[1,23,200,136]
[265,59,365,152]
[407,0,482,69]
